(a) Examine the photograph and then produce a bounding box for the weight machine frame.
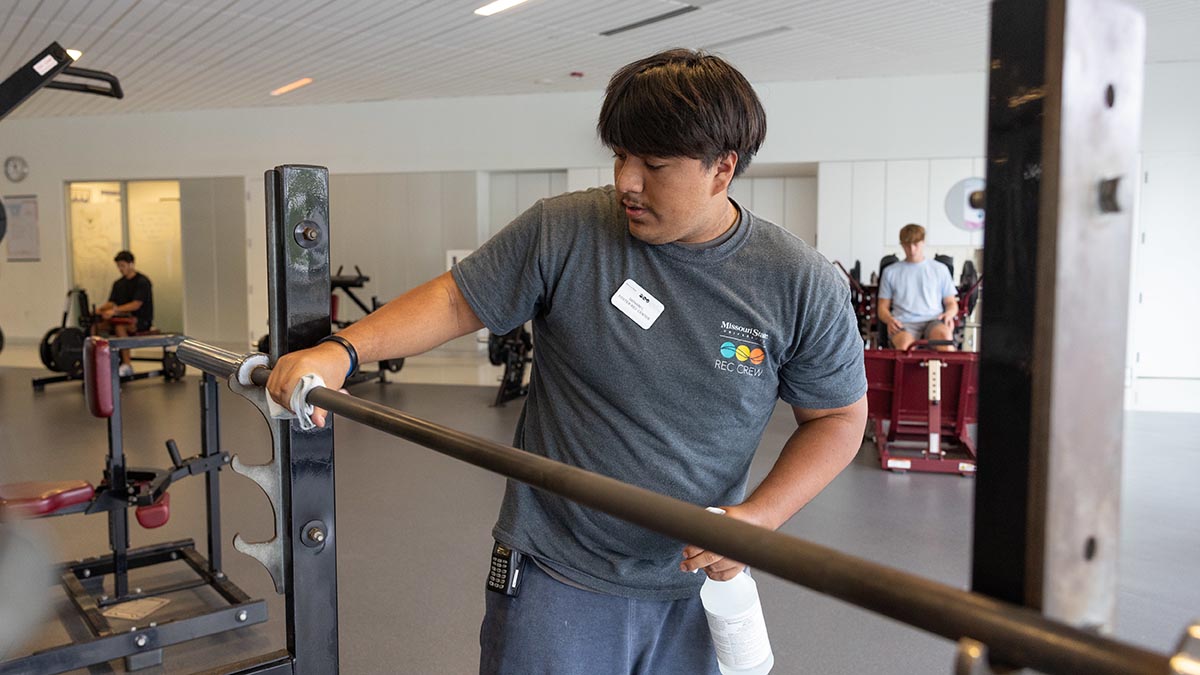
[33,331,187,391]
[0,341,265,674]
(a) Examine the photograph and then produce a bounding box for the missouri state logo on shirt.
[713,320,769,378]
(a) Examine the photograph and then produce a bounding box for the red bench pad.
[135,491,170,529]
[0,480,95,517]
[84,337,114,418]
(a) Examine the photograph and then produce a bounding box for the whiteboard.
[69,183,124,301]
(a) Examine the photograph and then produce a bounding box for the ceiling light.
[599,5,698,36]
[474,0,531,17]
[702,27,792,51]
[66,49,82,61]
[270,77,313,96]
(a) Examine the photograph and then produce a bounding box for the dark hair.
[899,224,926,245]
[114,250,134,263]
[597,49,766,178]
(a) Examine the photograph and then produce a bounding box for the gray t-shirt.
[878,259,957,323]
[451,186,866,600]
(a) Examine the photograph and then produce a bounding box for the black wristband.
[318,334,359,379]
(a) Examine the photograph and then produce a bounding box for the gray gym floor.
[1,367,1197,674]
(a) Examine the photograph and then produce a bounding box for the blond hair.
[899,224,925,246]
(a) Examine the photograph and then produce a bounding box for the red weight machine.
[865,344,979,476]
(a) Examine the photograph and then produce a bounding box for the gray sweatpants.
[479,560,721,675]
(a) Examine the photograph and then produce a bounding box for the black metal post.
[973,0,1046,612]
[104,344,130,600]
[201,373,223,572]
[266,165,339,674]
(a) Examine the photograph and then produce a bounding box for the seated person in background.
[94,250,154,376]
[876,224,958,351]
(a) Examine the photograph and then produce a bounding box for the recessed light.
[270,77,313,96]
[475,0,531,17]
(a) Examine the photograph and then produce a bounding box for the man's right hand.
[886,317,904,336]
[265,342,351,428]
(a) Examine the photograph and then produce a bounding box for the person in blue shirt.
[876,224,959,351]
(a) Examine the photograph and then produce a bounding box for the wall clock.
[4,156,29,183]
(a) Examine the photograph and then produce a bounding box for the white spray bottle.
[699,507,774,675]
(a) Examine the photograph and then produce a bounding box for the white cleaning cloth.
[265,373,326,431]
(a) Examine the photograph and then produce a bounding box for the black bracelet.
[318,334,359,379]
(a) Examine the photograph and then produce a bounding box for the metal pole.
[266,165,338,675]
[300,384,1166,675]
[200,373,223,572]
[975,0,1144,631]
[175,341,242,378]
[177,341,247,379]
[106,343,129,600]
[169,346,1168,675]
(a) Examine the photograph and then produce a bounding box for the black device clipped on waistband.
[318,334,359,379]
[486,542,525,597]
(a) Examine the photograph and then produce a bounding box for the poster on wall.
[3,195,39,261]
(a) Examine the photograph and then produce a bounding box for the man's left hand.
[680,504,767,581]
[937,310,956,327]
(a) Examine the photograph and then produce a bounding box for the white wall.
[817,157,985,280]
[0,70,992,343]
[179,177,247,346]
[1128,152,1200,410]
[488,171,568,239]
[559,169,818,244]
[329,171,480,306]
[0,63,1195,409]
[1141,62,1200,155]
[0,90,606,343]
[730,176,818,246]
[1127,62,1200,410]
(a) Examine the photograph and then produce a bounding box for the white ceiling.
[1,0,1196,119]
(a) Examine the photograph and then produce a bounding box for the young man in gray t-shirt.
[268,49,867,675]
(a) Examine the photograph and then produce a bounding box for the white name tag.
[611,279,664,330]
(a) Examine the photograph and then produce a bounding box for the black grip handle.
[165,439,183,469]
